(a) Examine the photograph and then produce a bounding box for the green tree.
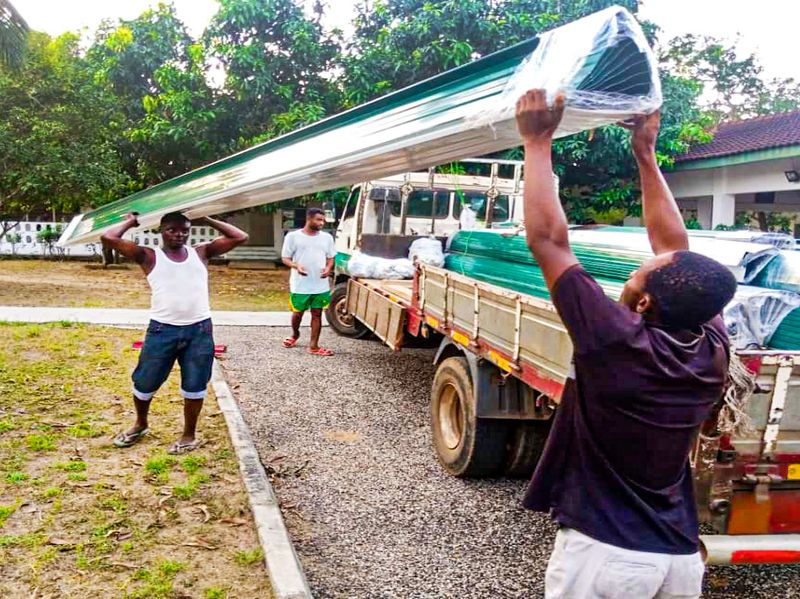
[0,0,28,68]
[0,32,129,235]
[663,34,800,120]
[87,3,219,185]
[204,0,341,145]
[342,0,637,105]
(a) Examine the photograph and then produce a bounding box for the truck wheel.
[326,282,369,338]
[504,420,551,479]
[431,357,509,478]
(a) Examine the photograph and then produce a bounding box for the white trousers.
[545,528,705,599]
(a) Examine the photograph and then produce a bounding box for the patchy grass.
[0,260,289,311]
[234,548,265,567]
[41,487,62,499]
[5,472,28,484]
[181,455,207,475]
[54,460,87,472]
[26,434,56,452]
[0,504,19,527]
[0,323,272,598]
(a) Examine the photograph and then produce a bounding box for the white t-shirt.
[282,229,335,294]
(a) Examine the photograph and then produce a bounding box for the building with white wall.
[1,208,298,261]
[665,111,800,232]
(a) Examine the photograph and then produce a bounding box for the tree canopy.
[0,0,795,226]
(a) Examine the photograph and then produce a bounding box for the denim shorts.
[132,319,214,401]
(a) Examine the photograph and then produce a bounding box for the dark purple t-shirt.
[523,265,729,554]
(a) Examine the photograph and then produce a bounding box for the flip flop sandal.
[282,337,299,348]
[308,347,334,357]
[167,439,205,455]
[113,427,149,448]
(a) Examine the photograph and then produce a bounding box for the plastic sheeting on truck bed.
[445,229,800,350]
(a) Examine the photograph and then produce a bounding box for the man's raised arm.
[516,89,579,291]
[100,212,151,269]
[626,112,689,255]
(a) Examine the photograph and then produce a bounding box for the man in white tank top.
[101,211,248,454]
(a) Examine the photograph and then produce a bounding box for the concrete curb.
[211,361,312,599]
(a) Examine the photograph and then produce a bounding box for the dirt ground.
[0,259,290,311]
[0,323,272,598]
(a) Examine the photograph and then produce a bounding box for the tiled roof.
[675,110,800,163]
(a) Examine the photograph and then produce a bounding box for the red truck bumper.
[701,534,800,564]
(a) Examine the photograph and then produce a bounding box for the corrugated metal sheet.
[59,6,660,246]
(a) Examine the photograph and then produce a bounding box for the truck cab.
[327,159,526,336]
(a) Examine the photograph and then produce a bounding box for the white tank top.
[147,246,211,325]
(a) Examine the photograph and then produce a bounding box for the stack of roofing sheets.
[59,6,660,247]
[445,229,800,350]
[754,251,800,349]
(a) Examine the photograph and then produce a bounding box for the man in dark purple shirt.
[515,89,737,598]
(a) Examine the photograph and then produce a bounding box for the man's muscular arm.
[624,113,689,255]
[516,89,579,292]
[100,212,153,272]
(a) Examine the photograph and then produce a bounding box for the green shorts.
[289,291,331,312]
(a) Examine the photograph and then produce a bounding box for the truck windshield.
[390,189,450,219]
[453,191,511,222]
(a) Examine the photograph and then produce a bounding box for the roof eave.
[670,145,800,172]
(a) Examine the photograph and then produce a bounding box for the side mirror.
[322,201,336,223]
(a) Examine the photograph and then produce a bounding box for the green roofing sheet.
[447,228,800,350]
[60,5,660,246]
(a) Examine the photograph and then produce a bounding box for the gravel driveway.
[216,326,799,598]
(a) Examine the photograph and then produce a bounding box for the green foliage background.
[1,0,798,225]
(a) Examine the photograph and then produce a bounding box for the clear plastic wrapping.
[408,237,445,267]
[346,251,415,280]
[723,286,800,349]
[61,7,661,247]
[752,250,800,293]
[471,6,662,136]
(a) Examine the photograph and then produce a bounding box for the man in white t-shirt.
[281,208,336,356]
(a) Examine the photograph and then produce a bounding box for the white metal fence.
[1,221,227,258]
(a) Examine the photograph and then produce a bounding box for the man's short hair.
[644,250,737,330]
[160,212,190,227]
[307,207,325,219]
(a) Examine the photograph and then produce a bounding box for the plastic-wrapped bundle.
[449,230,645,281]
[444,253,624,301]
[347,251,415,280]
[445,252,799,350]
[586,225,795,251]
[449,229,778,284]
[768,308,800,350]
[446,229,800,350]
[408,237,445,267]
[473,6,660,135]
[568,227,778,283]
[752,250,800,293]
[724,287,800,349]
[60,6,660,247]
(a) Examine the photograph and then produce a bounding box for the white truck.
[325,160,800,566]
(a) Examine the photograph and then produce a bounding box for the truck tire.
[326,282,369,338]
[431,357,510,478]
[504,419,551,479]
